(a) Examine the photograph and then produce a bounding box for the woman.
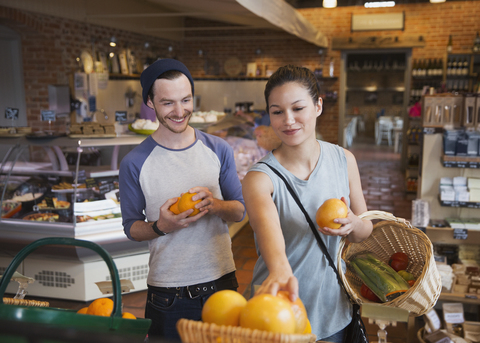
[242,65,373,342]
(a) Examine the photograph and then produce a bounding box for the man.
[119,58,245,341]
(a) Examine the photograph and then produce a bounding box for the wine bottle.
[439,58,444,77]
[426,59,431,77]
[463,57,469,76]
[452,58,458,76]
[447,35,453,53]
[412,59,418,77]
[447,58,452,76]
[473,32,480,53]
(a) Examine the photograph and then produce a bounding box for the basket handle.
[358,210,412,227]
[0,237,123,318]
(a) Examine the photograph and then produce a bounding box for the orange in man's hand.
[178,192,201,217]
[86,297,114,316]
[169,198,180,215]
[315,198,348,230]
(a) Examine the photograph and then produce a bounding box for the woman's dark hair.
[148,70,185,103]
[264,65,320,112]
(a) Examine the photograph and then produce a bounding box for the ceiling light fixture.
[429,0,446,3]
[364,1,395,7]
[323,0,337,8]
[109,36,116,47]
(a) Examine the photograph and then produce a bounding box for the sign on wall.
[352,12,404,32]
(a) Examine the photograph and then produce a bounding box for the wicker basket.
[176,319,317,343]
[2,298,49,307]
[337,210,442,316]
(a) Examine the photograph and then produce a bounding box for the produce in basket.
[277,291,309,334]
[239,294,296,334]
[389,252,409,272]
[350,253,410,303]
[201,290,247,326]
[360,283,381,303]
[87,297,114,316]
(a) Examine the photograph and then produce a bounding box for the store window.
[0,25,27,128]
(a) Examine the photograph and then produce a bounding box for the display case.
[0,134,152,301]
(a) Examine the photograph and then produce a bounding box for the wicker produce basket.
[337,210,442,316]
[176,319,317,343]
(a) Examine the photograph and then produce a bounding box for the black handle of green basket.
[0,237,123,318]
[258,162,354,304]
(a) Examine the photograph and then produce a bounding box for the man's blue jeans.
[145,287,211,341]
[145,272,238,341]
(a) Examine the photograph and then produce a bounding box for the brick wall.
[1,2,480,143]
[0,5,176,132]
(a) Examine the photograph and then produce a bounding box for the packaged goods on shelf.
[443,303,465,336]
[436,263,454,292]
[464,321,480,342]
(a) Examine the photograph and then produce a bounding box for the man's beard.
[156,110,192,134]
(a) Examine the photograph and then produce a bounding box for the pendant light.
[430,0,446,3]
[323,0,337,8]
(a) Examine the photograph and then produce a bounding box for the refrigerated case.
[0,134,150,301]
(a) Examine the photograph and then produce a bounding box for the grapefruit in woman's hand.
[315,198,348,229]
[178,192,201,217]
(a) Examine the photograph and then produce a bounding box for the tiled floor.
[18,136,415,341]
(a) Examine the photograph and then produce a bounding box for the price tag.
[5,107,19,120]
[78,170,87,184]
[88,96,96,112]
[86,178,97,189]
[98,181,115,195]
[115,111,127,122]
[41,110,56,122]
[44,196,55,208]
[453,228,468,240]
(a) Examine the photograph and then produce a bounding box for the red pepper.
[389,252,409,272]
[360,284,381,302]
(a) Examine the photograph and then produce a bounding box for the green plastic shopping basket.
[0,237,151,342]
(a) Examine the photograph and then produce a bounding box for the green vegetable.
[364,253,411,288]
[351,259,387,302]
[397,270,415,281]
[351,254,410,302]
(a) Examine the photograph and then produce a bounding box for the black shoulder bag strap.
[258,162,353,301]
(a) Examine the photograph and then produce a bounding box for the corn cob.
[351,254,409,302]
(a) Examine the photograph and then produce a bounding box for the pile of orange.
[315,198,348,230]
[201,290,311,335]
[169,191,201,217]
[76,297,136,319]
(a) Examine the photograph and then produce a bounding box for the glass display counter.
[0,134,150,301]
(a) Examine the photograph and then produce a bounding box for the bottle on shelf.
[412,59,418,78]
[447,35,453,53]
[462,56,469,76]
[452,57,458,75]
[425,59,433,77]
[473,32,480,53]
[447,58,453,76]
[439,58,444,77]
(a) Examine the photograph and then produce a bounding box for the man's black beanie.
[140,58,194,105]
